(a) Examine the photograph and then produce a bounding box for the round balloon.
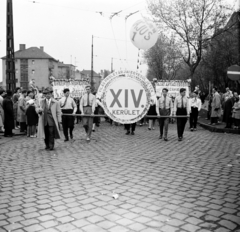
[130,18,158,50]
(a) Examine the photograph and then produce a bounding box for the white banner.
[97,71,156,124]
[52,79,90,99]
[155,80,190,98]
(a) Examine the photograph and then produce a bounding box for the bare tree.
[148,0,235,81]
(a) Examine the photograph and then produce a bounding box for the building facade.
[58,63,76,79]
[1,44,58,89]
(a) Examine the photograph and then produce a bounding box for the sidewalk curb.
[198,121,240,134]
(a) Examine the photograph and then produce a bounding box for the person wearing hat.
[80,85,96,141]
[59,88,77,141]
[156,88,173,141]
[36,87,62,150]
[189,91,202,131]
[173,88,190,141]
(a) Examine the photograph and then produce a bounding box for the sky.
[0,0,238,82]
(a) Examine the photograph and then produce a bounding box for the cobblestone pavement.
[0,123,240,232]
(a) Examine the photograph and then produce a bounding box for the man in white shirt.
[156,88,173,141]
[59,88,77,141]
[189,91,202,131]
[173,88,190,141]
[80,85,96,141]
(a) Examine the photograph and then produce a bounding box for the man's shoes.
[92,129,95,132]
[70,135,73,139]
[193,128,197,131]
[4,135,12,137]
[178,137,182,141]
[49,147,54,151]
[126,131,130,135]
[64,138,69,142]
[159,135,163,139]
[139,124,143,127]
[208,123,212,125]
[190,128,194,131]
[212,123,216,126]
[131,131,135,135]
[86,137,90,141]
[164,138,168,141]
[148,128,151,130]
[45,147,50,150]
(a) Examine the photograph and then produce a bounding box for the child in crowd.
[26,99,38,138]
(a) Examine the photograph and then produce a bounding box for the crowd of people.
[206,87,240,129]
[0,84,239,150]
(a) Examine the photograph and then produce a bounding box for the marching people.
[173,88,190,141]
[80,85,96,141]
[36,87,62,151]
[147,98,157,130]
[209,87,221,126]
[59,88,77,141]
[125,123,136,135]
[156,88,173,141]
[189,90,202,131]
[2,90,14,137]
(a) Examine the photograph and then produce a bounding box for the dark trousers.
[125,123,136,132]
[44,124,55,149]
[176,108,187,138]
[211,117,218,124]
[4,128,13,136]
[62,109,74,139]
[159,109,170,138]
[82,107,93,138]
[190,107,199,128]
[20,122,27,132]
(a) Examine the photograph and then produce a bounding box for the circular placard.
[97,71,156,124]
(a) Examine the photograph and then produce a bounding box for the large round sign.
[130,18,158,50]
[227,65,240,81]
[97,71,156,124]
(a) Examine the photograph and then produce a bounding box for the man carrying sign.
[59,88,77,141]
[173,88,190,141]
[80,86,96,141]
[156,88,173,141]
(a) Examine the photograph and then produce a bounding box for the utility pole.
[91,35,94,92]
[6,0,16,92]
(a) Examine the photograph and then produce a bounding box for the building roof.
[58,63,76,67]
[1,47,57,60]
[81,69,99,77]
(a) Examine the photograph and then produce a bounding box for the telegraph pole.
[91,35,94,92]
[6,0,16,92]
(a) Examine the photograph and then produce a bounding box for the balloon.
[130,18,158,50]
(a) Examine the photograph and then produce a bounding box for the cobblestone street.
[0,123,240,232]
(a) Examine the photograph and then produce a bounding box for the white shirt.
[189,98,202,111]
[59,96,77,114]
[46,98,51,108]
[173,96,190,115]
